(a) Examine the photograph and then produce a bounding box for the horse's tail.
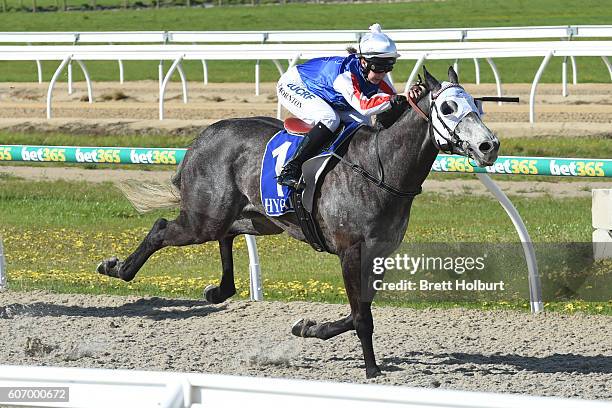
[119,149,188,213]
[118,178,181,214]
[170,154,185,189]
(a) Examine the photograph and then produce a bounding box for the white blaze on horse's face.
[431,82,499,167]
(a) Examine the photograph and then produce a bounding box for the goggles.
[364,57,396,74]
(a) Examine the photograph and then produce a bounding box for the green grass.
[500,135,612,159]
[0,177,609,314]
[1,0,612,82]
[0,130,195,147]
[0,177,594,239]
[1,0,208,12]
[4,55,611,84]
[2,132,610,157]
[2,0,611,30]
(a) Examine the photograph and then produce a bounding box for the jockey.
[276,23,421,189]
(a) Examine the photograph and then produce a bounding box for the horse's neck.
[377,94,438,190]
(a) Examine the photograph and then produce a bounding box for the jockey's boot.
[277,122,334,189]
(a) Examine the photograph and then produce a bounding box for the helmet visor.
[366,57,396,73]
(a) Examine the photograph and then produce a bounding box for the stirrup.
[277,172,301,189]
[277,160,302,186]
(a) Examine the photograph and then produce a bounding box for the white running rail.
[0,365,609,408]
[0,41,610,122]
[1,25,611,96]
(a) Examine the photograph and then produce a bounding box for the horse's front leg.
[341,242,381,379]
[291,313,353,340]
[354,301,379,378]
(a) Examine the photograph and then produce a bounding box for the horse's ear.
[448,65,459,84]
[423,66,440,92]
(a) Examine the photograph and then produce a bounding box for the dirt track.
[0,82,611,138]
[0,291,610,399]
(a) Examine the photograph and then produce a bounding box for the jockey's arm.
[333,72,399,117]
[375,83,427,129]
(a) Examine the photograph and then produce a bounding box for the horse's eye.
[440,100,458,115]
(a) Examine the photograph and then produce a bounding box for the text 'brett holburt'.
[373,279,505,291]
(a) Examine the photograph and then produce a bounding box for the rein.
[330,129,422,198]
[327,83,472,199]
[333,83,508,199]
[329,93,429,199]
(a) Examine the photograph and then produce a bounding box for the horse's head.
[423,66,499,167]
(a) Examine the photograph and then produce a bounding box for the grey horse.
[98,67,499,378]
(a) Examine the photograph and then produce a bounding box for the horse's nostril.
[479,142,493,153]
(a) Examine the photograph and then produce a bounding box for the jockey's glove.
[377,94,408,129]
[390,94,408,108]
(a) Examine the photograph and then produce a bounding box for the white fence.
[0,40,610,122]
[1,25,612,100]
[2,25,612,86]
[1,365,610,408]
[593,189,612,259]
[2,25,611,45]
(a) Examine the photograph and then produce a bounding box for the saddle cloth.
[260,121,362,217]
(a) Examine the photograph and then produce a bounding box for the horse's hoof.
[291,318,317,337]
[204,284,235,304]
[366,365,382,379]
[97,257,119,276]
[204,285,218,303]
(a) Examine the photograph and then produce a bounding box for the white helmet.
[358,23,399,59]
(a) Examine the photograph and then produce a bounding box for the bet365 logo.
[130,150,177,164]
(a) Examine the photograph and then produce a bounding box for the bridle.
[328,82,479,199]
[407,82,472,155]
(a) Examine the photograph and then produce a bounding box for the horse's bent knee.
[153,218,168,235]
[148,218,169,247]
[154,218,168,229]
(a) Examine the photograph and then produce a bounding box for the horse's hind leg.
[97,213,204,282]
[204,236,237,304]
[204,218,284,304]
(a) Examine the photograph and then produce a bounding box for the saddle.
[283,117,314,134]
[282,118,362,253]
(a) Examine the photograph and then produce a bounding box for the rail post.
[0,238,6,291]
